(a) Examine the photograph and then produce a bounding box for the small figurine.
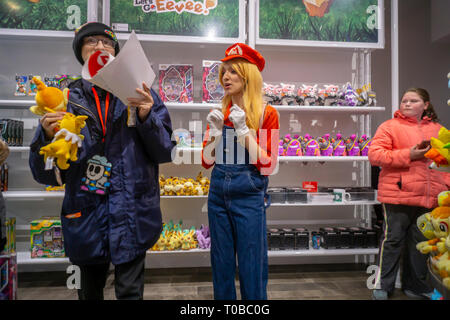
[278,139,286,156]
[318,134,334,156]
[359,134,372,156]
[286,138,303,156]
[272,84,283,105]
[333,133,347,156]
[280,83,297,105]
[263,83,278,105]
[196,224,211,249]
[295,87,304,106]
[323,84,340,106]
[302,84,319,106]
[339,83,359,107]
[302,134,320,156]
[345,134,361,156]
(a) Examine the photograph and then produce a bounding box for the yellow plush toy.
[39,113,88,170]
[416,191,450,289]
[416,192,450,255]
[433,234,450,289]
[29,76,68,116]
[425,126,450,173]
[29,76,88,170]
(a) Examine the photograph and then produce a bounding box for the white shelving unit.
[0,99,385,114]
[1,0,385,271]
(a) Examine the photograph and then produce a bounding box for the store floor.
[16,263,415,300]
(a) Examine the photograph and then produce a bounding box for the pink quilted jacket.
[369,111,450,208]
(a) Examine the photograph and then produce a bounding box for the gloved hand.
[206,109,224,137]
[229,104,250,138]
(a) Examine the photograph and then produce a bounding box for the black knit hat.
[72,22,120,65]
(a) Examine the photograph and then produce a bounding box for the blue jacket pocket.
[61,204,108,265]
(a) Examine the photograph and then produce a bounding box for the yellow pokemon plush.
[425,126,450,172]
[417,191,450,289]
[29,76,68,116]
[417,192,450,256]
[432,235,450,289]
[29,76,88,170]
[39,113,88,170]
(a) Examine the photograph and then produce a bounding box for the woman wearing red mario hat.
[201,43,280,300]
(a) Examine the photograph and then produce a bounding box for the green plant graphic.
[259,0,378,43]
[0,0,87,30]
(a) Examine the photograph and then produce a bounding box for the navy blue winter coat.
[29,79,175,266]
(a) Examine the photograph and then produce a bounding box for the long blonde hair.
[219,58,263,131]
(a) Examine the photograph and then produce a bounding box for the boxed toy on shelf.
[0,253,17,300]
[159,64,194,103]
[278,133,372,157]
[202,60,224,103]
[0,119,24,146]
[267,225,379,251]
[1,218,16,254]
[30,217,65,258]
[263,82,377,107]
[0,162,8,192]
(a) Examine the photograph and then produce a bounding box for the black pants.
[77,253,146,300]
[375,204,432,294]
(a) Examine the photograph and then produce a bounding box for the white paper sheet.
[82,31,156,105]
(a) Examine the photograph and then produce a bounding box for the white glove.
[206,109,224,137]
[229,104,249,138]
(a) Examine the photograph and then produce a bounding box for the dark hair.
[402,88,439,122]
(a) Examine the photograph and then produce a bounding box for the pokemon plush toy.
[29,76,68,116]
[416,191,450,255]
[416,191,450,289]
[29,76,87,170]
[39,113,88,170]
[425,126,450,173]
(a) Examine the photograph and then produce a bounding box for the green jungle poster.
[111,0,240,38]
[259,0,379,43]
[0,0,87,31]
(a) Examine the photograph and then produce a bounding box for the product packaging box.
[202,60,224,103]
[30,217,65,258]
[294,227,309,250]
[1,218,16,254]
[302,181,318,193]
[0,253,17,300]
[319,227,339,249]
[267,228,283,251]
[159,64,194,103]
[281,228,295,250]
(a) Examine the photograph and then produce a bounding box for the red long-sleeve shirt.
[201,104,279,176]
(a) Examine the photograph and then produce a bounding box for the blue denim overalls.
[208,124,270,300]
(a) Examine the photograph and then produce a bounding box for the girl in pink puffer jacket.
[369,88,450,300]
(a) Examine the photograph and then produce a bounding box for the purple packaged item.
[346,134,360,156]
[333,133,347,156]
[278,139,286,156]
[286,139,302,156]
[358,134,372,156]
[303,134,320,156]
[196,225,211,249]
[339,83,359,106]
[318,134,334,156]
